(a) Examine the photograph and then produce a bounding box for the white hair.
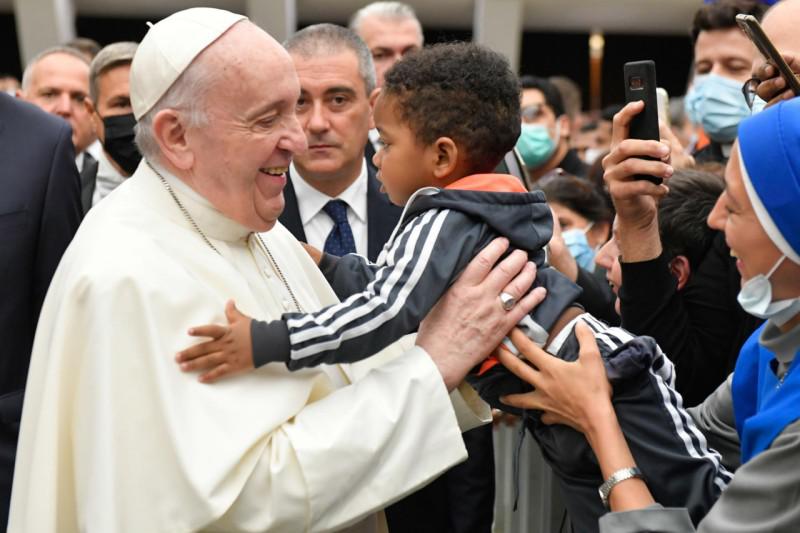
[133,57,214,163]
[21,46,89,91]
[349,1,424,43]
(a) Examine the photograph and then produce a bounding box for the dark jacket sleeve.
[33,122,83,319]
[251,208,489,369]
[618,243,758,407]
[317,252,379,301]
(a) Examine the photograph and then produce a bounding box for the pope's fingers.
[499,262,537,306]
[508,285,547,324]
[483,249,529,294]
[458,237,510,285]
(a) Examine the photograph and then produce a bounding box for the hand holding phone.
[736,14,800,98]
[623,60,662,184]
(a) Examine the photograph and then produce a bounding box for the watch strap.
[598,466,644,509]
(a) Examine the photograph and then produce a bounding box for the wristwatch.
[598,466,644,509]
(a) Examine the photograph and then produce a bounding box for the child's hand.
[175,300,254,383]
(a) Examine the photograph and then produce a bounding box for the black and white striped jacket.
[251,184,582,369]
[471,312,734,532]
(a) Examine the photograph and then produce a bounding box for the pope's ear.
[151,109,194,170]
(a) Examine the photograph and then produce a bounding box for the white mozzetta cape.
[8,162,489,532]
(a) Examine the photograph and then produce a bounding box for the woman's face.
[550,202,609,250]
[707,145,800,301]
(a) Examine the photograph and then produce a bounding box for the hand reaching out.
[175,300,255,383]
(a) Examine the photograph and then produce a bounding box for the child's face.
[372,93,437,205]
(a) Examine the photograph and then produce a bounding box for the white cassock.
[8,161,490,532]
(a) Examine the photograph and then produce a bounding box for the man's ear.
[85,99,102,141]
[430,136,459,181]
[668,255,692,290]
[152,109,194,170]
[368,87,381,129]
[557,114,571,140]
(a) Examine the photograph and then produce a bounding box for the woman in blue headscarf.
[499,97,800,532]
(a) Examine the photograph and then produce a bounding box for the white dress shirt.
[289,159,368,255]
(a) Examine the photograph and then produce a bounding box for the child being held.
[176,42,581,381]
[176,42,732,531]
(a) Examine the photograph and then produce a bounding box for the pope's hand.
[416,237,546,392]
[175,300,255,383]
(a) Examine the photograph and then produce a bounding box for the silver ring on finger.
[499,291,516,312]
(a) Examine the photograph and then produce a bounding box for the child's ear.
[430,137,459,180]
[368,88,381,129]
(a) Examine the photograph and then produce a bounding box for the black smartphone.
[623,60,662,184]
[736,14,800,96]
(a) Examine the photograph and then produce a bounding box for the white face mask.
[737,255,800,326]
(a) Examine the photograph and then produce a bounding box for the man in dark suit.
[281,24,401,262]
[18,46,98,214]
[0,93,82,529]
[282,24,495,533]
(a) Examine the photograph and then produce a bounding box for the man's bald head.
[19,46,96,153]
[761,0,800,57]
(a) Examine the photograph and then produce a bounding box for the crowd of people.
[1,0,798,531]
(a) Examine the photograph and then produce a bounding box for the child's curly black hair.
[382,42,521,173]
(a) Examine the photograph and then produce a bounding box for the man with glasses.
[685,0,765,164]
[515,75,589,183]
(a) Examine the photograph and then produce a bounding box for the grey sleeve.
[692,418,800,532]
[599,418,800,533]
[599,505,695,533]
[688,375,742,471]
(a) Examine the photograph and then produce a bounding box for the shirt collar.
[151,162,252,243]
[290,159,368,225]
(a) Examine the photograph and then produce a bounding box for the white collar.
[149,162,252,243]
[289,159,368,225]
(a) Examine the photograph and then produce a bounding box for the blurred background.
[1,0,700,109]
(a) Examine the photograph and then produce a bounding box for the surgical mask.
[684,73,751,143]
[516,122,559,169]
[102,113,142,176]
[562,222,597,272]
[584,147,606,165]
[737,255,800,326]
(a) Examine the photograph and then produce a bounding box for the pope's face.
[185,24,307,232]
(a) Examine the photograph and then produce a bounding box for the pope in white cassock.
[7,7,541,533]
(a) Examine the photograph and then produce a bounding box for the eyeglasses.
[521,104,545,123]
[741,77,760,110]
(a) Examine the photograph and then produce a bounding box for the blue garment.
[732,323,800,463]
[322,199,356,256]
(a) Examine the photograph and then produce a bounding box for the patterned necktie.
[322,199,356,256]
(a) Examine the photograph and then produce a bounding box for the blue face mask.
[562,222,597,272]
[516,122,559,169]
[684,73,751,143]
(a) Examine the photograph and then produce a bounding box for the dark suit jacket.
[79,151,99,214]
[279,161,402,262]
[0,94,82,528]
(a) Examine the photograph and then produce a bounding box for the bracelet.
[598,466,644,509]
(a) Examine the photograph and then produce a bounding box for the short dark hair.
[658,169,724,268]
[519,75,565,118]
[536,174,614,224]
[690,0,766,44]
[383,42,521,173]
